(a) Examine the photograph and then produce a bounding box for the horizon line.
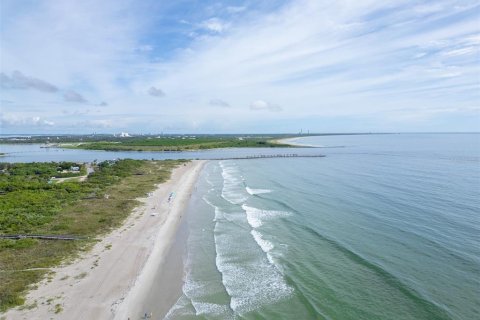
[1,132,479,137]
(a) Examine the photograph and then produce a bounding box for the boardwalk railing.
[0,234,86,241]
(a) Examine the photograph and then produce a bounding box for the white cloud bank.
[1,0,479,133]
[1,114,54,127]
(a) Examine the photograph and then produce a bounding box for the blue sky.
[0,0,479,133]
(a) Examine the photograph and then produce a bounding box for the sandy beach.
[275,137,319,147]
[2,160,205,320]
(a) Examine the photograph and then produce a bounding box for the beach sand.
[2,160,205,320]
[275,137,318,147]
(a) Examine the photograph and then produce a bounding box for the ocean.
[165,134,480,320]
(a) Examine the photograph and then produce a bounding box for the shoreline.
[274,137,319,147]
[114,160,205,319]
[2,160,206,320]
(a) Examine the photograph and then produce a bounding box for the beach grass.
[0,159,185,311]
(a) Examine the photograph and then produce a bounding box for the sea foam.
[251,229,274,252]
[182,275,234,318]
[242,204,291,229]
[246,187,272,195]
[220,161,248,205]
[213,207,294,314]
[163,295,196,319]
[251,229,276,265]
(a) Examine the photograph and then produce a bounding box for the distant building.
[70,166,80,171]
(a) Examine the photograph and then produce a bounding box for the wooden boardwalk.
[210,153,325,160]
[0,234,86,241]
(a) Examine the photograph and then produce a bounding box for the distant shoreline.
[0,133,399,151]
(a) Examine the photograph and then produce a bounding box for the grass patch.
[54,303,62,314]
[0,159,184,312]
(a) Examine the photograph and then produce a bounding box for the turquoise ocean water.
[165,134,480,320]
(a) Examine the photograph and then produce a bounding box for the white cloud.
[31,116,54,126]
[250,100,282,112]
[226,6,246,14]
[149,0,478,122]
[1,114,54,127]
[443,47,477,57]
[201,18,228,33]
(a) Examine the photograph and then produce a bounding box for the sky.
[0,0,479,134]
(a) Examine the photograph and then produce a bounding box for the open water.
[165,133,479,320]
